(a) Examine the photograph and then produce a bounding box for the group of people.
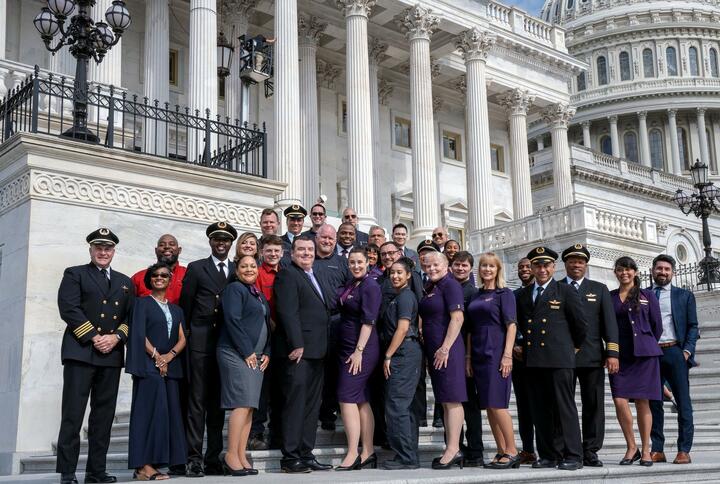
[54,203,700,483]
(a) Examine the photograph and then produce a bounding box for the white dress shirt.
[653,282,677,343]
[211,255,229,277]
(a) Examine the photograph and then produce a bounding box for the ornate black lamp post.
[33,0,131,142]
[673,159,720,289]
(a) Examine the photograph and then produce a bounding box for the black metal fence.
[639,261,718,293]
[0,66,267,177]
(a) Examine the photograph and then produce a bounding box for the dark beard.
[158,254,179,266]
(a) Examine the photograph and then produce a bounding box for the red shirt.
[131,264,187,305]
[256,261,279,319]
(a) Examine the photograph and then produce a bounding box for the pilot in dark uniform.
[56,228,134,484]
[280,204,307,255]
[560,244,620,467]
[516,247,587,471]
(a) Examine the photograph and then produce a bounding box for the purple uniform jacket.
[612,288,663,358]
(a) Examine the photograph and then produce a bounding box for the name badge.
[550,299,561,310]
[586,298,597,302]
[585,293,596,302]
[639,299,649,305]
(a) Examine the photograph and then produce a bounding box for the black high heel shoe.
[335,455,361,471]
[483,453,503,469]
[488,454,521,469]
[360,453,377,469]
[222,458,249,476]
[619,449,641,465]
[243,467,259,475]
[432,451,464,470]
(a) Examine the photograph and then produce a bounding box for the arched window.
[643,48,655,78]
[689,46,700,76]
[567,0,574,8]
[678,127,689,170]
[600,135,612,155]
[666,46,678,76]
[649,129,664,170]
[710,48,719,77]
[619,51,632,81]
[597,56,608,85]
[577,72,586,91]
[624,132,639,162]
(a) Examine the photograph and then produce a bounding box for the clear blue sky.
[506,0,546,15]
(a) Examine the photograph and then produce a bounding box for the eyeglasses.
[345,214,358,219]
[380,250,399,258]
[311,212,325,216]
[151,272,171,279]
[432,233,444,238]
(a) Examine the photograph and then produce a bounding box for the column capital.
[430,57,442,78]
[454,75,467,95]
[456,28,496,63]
[336,0,376,18]
[369,38,389,65]
[397,5,440,42]
[317,60,341,89]
[222,0,257,24]
[667,108,677,118]
[581,120,591,128]
[500,88,535,115]
[378,78,394,105]
[542,103,576,128]
[697,107,707,116]
[298,15,327,46]
[637,111,647,119]
[607,115,618,123]
[432,96,443,113]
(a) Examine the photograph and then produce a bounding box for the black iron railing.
[639,261,718,293]
[0,66,267,177]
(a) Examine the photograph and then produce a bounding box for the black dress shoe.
[464,457,484,467]
[432,418,444,428]
[487,454,521,469]
[431,451,464,469]
[557,460,583,471]
[382,459,420,470]
[84,473,117,483]
[583,455,603,467]
[619,449,641,466]
[335,455,361,471]
[281,460,312,473]
[360,453,377,469]
[60,473,78,484]
[321,421,336,431]
[303,457,332,471]
[167,464,186,476]
[639,458,653,467]
[186,462,205,478]
[244,467,259,475]
[532,458,557,468]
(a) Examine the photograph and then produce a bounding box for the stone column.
[712,116,720,173]
[638,111,651,167]
[582,121,591,149]
[696,108,710,165]
[609,115,620,157]
[501,88,535,220]
[88,0,122,87]
[399,5,441,239]
[0,0,6,60]
[668,109,682,174]
[542,103,576,209]
[338,0,377,223]
[144,0,170,156]
[369,38,388,222]
[223,1,257,127]
[298,15,326,207]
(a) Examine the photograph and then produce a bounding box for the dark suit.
[512,286,535,455]
[517,280,588,463]
[650,285,699,454]
[560,278,619,460]
[179,257,235,467]
[356,230,369,246]
[399,247,421,272]
[56,264,134,476]
[273,262,330,462]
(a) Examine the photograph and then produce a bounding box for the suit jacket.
[647,285,700,367]
[313,253,351,314]
[560,278,619,367]
[356,230,369,246]
[516,279,588,368]
[400,247,421,272]
[273,262,330,359]
[179,256,236,353]
[219,281,272,358]
[57,263,134,367]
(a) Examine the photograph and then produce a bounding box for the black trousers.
[461,376,484,459]
[186,349,225,466]
[412,357,428,425]
[574,366,605,457]
[319,316,340,425]
[268,358,285,448]
[527,368,582,462]
[56,361,121,476]
[280,358,324,461]
[512,359,535,453]
[384,340,422,465]
[251,374,269,436]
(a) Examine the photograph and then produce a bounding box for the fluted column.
[501,88,535,220]
[399,5,440,239]
[638,111,651,167]
[88,0,122,87]
[223,0,257,126]
[369,38,388,222]
[338,0,377,223]
[0,0,6,60]
[144,0,170,156]
[582,121,591,149]
[668,109,682,174]
[697,108,710,165]
[298,15,326,207]
[542,103,576,209]
[188,0,218,161]
[274,0,302,204]
[608,115,620,157]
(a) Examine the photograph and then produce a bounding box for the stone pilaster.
[501,88,535,220]
[637,111,651,167]
[697,108,710,166]
[88,0,122,87]
[582,121,591,149]
[223,0,257,127]
[144,0,170,156]
[369,38,388,222]
[668,109,682,174]
[608,115,619,158]
[542,103,576,209]
[398,4,440,239]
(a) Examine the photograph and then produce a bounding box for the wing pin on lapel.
[549,299,561,310]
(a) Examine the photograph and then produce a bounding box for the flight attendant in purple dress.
[336,248,382,470]
[610,256,662,467]
[466,252,520,469]
[419,250,466,469]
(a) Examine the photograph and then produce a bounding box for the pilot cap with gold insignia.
[562,243,590,262]
[86,227,119,246]
[417,239,440,254]
[206,221,238,240]
[527,246,558,263]
[283,204,307,218]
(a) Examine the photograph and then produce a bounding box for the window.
[491,144,505,172]
[448,227,465,248]
[338,96,347,135]
[623,131,638,162]
[710,48,719,77]
[169,49,179,86]
[649,129,664,169]
[567,0,574,8]
[678,127,689,170]
[676,243,689,264]
[619,51,632,81]
[600,135,612,155]
[393,116,411,149]
[666,46,678,76]
[643,48,655,78]
[442,131,462,161]
[597,56,608,85]
[577,72,586,91]
[218,77,225,100]
[689,46,700,76]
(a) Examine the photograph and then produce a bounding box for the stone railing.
[571,77,720,105]
[0,59,38,99]
[486,0,566,51]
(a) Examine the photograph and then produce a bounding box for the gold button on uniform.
[113,316,117,320]
[214,309,218,313]
[527,319,532,323]
[527,330,531,334]
[541,330,546,334]
[103,300,107,304]
[527,341,532,346]
[542,318,547,323]
[100,313,105,318]
[115,301,119,306]
[634,333,637,337]
[541,342,545,347]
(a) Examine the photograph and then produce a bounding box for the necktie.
[100,268,110,289]
[216,262,227,285]
[342,248,349,258]
[422,273,429,284]
[572,280,579,291]
[654,286,662,300]
[307,271,325,302]
[534,285,544,304]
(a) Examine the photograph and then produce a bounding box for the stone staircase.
[19,293,720,482]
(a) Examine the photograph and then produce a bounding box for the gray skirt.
[217,346,264,410]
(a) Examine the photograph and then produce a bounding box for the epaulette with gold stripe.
[74,321,94,338]
[606,342,619,352]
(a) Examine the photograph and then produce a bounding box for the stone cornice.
[396,5,440,42]
[456,28,497,63]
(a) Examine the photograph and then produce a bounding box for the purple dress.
[609,289,662,400]
[337,274,381,403]
[419,273,467,403]
[466,287,516,409]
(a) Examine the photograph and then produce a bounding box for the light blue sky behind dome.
[506,0,546,16]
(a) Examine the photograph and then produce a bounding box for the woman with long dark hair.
[610,256,663,467]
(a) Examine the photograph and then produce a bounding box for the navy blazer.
[219,282,271,358]
[647,285,700,367]
[613,288,663,358]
